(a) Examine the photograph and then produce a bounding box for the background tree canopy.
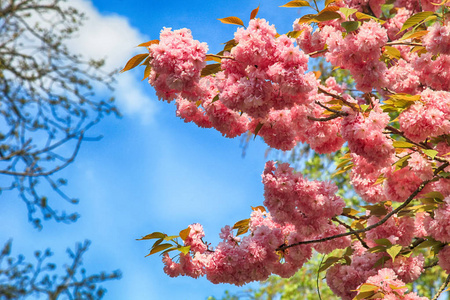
[0,0,118,228]
[0,0,121,298]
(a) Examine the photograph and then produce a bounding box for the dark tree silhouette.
[0,240,121,299]
[0,0,119,228]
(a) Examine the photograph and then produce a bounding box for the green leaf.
[400,11,435,32]
[315,11,341,22]
[374,238,393,247]
[211,94,220,103]
[177,246,191,255]
[318,256,341,272]
[137,232,167,240]
[423,149,438,159]
[362,203,388,217]
[298,14,317,24]
[342,207,359,216]
[387,244,403,262]
[441,171,450,178]
[353,291,376,300]
[137,39,159,47]
[414,239,441,250]
[341,21,360,32]
[160,248,177,256]
[222,39,237,52]
[355,12,386,24]
[369,292,385,299]
[233,218,250,236]
[411,46,426,54]
[359,284,379,293]
[121,53,148,73]
[254,122,264,139]
[374,174,386,185]
[179,227,191,241]
[335,159,351,170]
[351,220,365,230]
[390,93,421,102]
[422,191,444,201]
[201,63,222,77]
[373,255,389,268]
[233,218,250,229]
[141,63,152,81]
[368,245,387,253]
[218,16,245,26]
[393,141,414,148]
[339,7,357,19]
[146,243,173,256]
[286,30,303,38]
[280,0,310,7]
[430,0,450,5]
[251,206,266,212]
[399,29,429,41]
[250,6,260,19]
[205,54,222,62]
[237,226,249,236]
[152,238,165,249]
[164,235,179,241]
[393,154,410,169]
[384,46,401,59]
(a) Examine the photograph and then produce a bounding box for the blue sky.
[0,0,320,299]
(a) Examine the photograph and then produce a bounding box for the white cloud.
[66,0,157,123]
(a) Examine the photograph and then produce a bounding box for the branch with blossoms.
[277,161,449,251]
[124,0,450,299]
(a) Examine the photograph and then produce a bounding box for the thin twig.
[307,49,328,57]
[386,42,423,47]
[332,217,369,249]
[317,86,359,112]
[431,273,450,300]
[206,54,234,60]
[308,114,342,122]
[317,255,325,300]
[424,261,439,270]
[315,101,348,115]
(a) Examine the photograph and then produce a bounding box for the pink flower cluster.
[162,210,313,285]
[423,22,450,55]
[251,87,345,152]
[424,196,450,243]
[216,19,317,119]
[325,20,388,92]
[385,59,420,95]
[350,154,389,203]
[344,0,385,18]
[327,245,424,300]
[399,89,450,143]
[365,214,415,247]
[357,268,429,300]
[148,28,208,101]
[438,246,450,273]
[175,76,249,138]
[351,150,434,204]
[262,161,350,251]
[341,103,394,167]
[413,53,450,91]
